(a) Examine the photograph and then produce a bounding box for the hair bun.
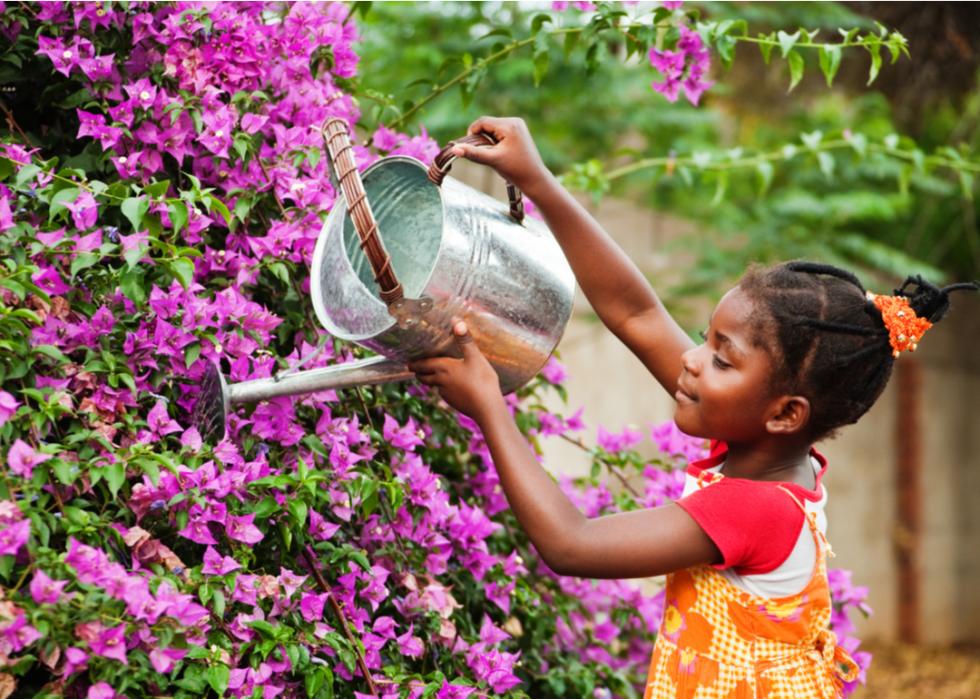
[896,275,979,324]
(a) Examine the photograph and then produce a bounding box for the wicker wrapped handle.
[426,133,525,224]
[322,118,404,306]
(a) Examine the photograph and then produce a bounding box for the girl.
[407,116,978,698]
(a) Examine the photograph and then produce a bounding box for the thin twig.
[558,433,641,498]
[302,545,381,697]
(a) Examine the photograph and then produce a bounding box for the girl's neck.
[719,439,816,489]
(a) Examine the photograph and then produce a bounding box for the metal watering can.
[194,119,575,442]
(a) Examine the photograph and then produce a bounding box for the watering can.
[193,119,575,442]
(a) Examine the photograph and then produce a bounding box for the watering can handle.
[322,118,404,306]
[427,134,525,224]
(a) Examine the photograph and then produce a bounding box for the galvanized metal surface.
[311,155,575,393]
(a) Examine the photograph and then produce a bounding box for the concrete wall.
[450,159,980,643]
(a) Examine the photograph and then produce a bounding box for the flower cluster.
[649,24,714,106]
[0,1,869,697]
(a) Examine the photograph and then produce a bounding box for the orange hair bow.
[866,291,933,358]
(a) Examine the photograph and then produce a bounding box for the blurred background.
[354,3,980,696]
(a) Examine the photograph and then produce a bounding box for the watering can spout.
[193,357,414,443]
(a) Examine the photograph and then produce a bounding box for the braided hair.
[738,261,979,440]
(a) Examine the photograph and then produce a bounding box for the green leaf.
[959,171,974,200]
[144,179,171,198]
[800,130,823,151]
[207,194,233,227]
[288,499,308,529]
[710,171,728,207]
[185,341,202,369]
[14,164,41,187]
[531,13,552,35]
[34,344,69,363]
[479,27,512,41]
[533,48,549,87]
[121,196,150,232]
[168,200,188,234]
[207,664,230,696]
[168,258,195,289]
[817,151,836,180]
[105,461,127,497]
[818,45,841,86]
[48,187,80,219]
[847,132,868,158]
[69,252,100,280]
[755,161,774,196]
[867,43,882,85]
[776,30,800,58]
[120,266,147,305]
[786,50,804,92]
[0,157,14,181]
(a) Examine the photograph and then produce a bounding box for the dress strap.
[777,485,834,559]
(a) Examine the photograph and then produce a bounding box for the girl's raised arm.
[451,116,695,396]
[409,324,720,579]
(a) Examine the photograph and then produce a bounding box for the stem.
[302,545,380,697]
[736,36,881,50]
[603,139,980,183]
[385,22,647,132]
[558,434,641,498]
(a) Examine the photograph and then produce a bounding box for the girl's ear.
[765,395,811,435]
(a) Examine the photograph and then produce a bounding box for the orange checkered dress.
[643,476,859,698]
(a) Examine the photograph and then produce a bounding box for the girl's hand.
[408,321,505,422]
[450,116,552,196]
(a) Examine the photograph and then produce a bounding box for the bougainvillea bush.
[0,2,870,697]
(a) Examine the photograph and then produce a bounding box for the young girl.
[407,116,978,698]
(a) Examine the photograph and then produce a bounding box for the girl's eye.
[712,355,731,370]
[698,329,708,342]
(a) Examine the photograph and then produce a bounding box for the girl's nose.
[681,346,701,376]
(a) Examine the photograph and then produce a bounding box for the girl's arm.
[451,116,694,396]
[409,324,721,579]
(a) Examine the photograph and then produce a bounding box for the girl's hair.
[739,261,978,440]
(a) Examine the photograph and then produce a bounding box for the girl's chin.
[672,410,709,440]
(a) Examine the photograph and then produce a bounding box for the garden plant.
[6,1,974,697]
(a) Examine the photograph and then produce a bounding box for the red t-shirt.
[676,441,827,576]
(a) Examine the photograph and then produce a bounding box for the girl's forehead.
[709,287,756,326]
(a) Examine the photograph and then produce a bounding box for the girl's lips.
[674,387,697,404]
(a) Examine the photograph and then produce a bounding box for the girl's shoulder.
[677,442,828,575]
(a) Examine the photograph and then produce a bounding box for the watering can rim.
[310,154,443,342]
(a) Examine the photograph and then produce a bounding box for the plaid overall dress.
[643,471,859,698]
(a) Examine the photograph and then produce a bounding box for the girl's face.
[673,287,785,443]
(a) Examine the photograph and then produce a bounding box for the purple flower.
[87,682,121,699]
[650,419,708,462]
[0,518,30,556]
[89,623,128,664]
[0,390,18,427]
[308,510,341,541]
[62,646,88,676]
[383,414,423,451]
[540,356,567,384]
[226,513,263,544]
[1,614,42,651]
[396,624,424,658]
[648,48,685,77]
[148,646,187,673]
[7,438,52,479]
[596,425,644,453]
[63,189,98,230]
[662,0,683,9]
[147,400,182,438]
[30,570,70,605]
[299,592,328,622]
[202,546,241,576]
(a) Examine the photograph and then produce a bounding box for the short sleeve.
[676,479,806,575]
